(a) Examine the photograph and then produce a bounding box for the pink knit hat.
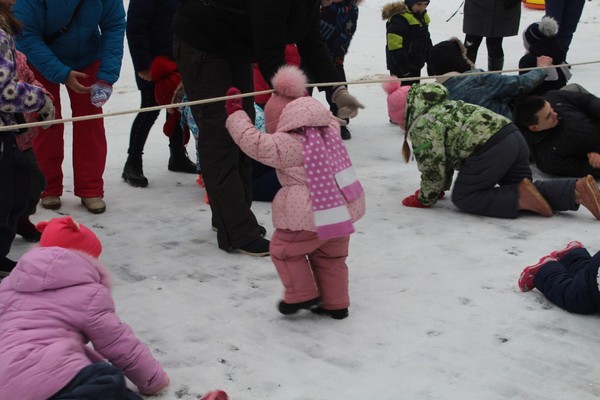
[382,78,411,126]
[36,216,102,258]
[263,65,308,133]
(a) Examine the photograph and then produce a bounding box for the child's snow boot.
[278,297,320,315]
[311,306,349,320]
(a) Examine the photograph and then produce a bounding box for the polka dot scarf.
[302,125,363,240]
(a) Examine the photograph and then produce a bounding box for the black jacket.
[173,0,339,86]
[518,37,569,96]
[521,90,600,177]
[127,0,178,89]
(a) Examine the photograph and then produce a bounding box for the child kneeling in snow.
[0,216,170,399]
[225,66,366,319]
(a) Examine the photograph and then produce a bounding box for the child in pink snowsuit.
[0,216,170,399]
[225,65,366,319]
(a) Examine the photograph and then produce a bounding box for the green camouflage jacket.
[405,83,511,206]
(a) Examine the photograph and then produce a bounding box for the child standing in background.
[225,66,365,319]
[0,0,54,275]
[319,0,361,139]
[518,241,600,315]
[382,0,432,85]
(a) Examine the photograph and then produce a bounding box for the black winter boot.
[311,306,349,320]
[16,215,41,242]
[122,155,148,188]
[0,256,17,278]
[488,57,504,72]
[278,298,321,315]
[168,146,197,174]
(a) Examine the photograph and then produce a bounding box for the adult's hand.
[331,86,364,119]
[137,69,152,81]
[65,70,92,93]
[536,56,554,68]
[588,152,600,169]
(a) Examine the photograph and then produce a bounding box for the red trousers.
[32,62,107,198]
[270,229,350,310]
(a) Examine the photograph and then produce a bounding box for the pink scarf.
[302,126,363,240]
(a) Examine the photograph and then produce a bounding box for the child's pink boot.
[549,241,584,260]
[201,390,228,400]
[518,256,557,292]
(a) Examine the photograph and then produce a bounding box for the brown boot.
[575,175,600,220]
[518,178,552,217]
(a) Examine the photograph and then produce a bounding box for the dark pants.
[173,35,261,250]
[545,0,586,55]
[535,248,600,314]
[21,148,46,216]
[452,126,578,218]
[464,35,503,63]
[0,134,31,259]
[49,362,142,400]
[128,86,187,157]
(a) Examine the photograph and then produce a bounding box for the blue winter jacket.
[14,0,126,85]
[437,68,547,119]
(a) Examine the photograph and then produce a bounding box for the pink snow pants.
[270,229,350,310]
[31,61,107,199]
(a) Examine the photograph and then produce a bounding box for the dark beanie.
[428,38,474,76]
[523,16,559,49]
[405,0,430,9]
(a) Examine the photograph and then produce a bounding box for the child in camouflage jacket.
[383,80,600,220]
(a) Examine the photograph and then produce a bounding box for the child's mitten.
[402,193,429,208]
[225,87,244,116]
[90,80,113,108]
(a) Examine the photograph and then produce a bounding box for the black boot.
[168,146,197,174]
[311,306,349,320]
[488,57,504,72]
[278,298,321,315]
[122,155,148,188]
[0,256,17,278]
[16,215,41,242]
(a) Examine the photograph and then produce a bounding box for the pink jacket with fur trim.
[0,247,168,400]
[226,96,365,232]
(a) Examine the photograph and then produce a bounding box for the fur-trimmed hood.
[382,2,409,19]
[428,37,475,76]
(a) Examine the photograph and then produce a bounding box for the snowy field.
[8,0,600,399]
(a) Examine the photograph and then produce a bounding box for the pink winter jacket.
[226,96,365,232]
[0,247,169,400]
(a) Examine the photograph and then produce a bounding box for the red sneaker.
[518,255,557,292]
[201,390,228,400]
[550,241,584,260]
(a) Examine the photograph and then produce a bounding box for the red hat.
[151,56,181,106]
[36,216,102,258]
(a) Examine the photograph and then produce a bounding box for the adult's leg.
[486,37,504,71]
[464,34,483,64]
[270,229,323,304]
[67,61,107,199]
[308,235,350,310]
[0,138,31,260]
[173,35,261,251]
[20,148,46,216]
[534,248,600,314]
[128,86,160,157]
[453,131,531,218]
[49,362,142,400]
[533,178,578,211]
[30,68,64,198]
[546,0,585,54]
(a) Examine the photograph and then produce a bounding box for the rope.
[1,60,599,132]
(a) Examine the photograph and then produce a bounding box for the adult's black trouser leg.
[128,86,160,157]
[173,35,261,250]
[0,134,31,258]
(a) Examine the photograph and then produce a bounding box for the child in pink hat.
[0,216,169,399]
[225,65,365,319]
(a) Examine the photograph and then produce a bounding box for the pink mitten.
[225,87,243,116]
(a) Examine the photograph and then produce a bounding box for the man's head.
[513,96,559,132]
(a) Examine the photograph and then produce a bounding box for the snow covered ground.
[8,0,600,399]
